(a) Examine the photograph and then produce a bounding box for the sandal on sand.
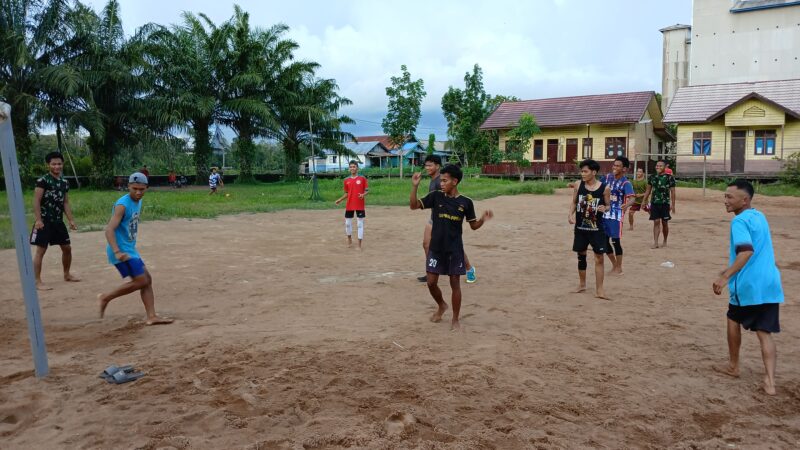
[99,365,145,384]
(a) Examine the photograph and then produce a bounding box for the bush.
[779,152,800,186]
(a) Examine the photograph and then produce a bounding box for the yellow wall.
[724,99,786,127]
[499,124,643,162]
[676,117,800,162]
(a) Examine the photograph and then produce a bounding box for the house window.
[331,155,337,163]
[533,139,543,160]
[582,138,592,159]
[605,137,626,158]
[754,130,776,155]
[692,132,712,155]
[658,141,664,155]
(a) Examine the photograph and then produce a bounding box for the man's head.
[724,179,754,214]
[439,164,463,194]
[424,154,442,177]
[211,167,218,173]
[45,152,64,176]
[348,160,359,175]
[612,156,630,176]
[655,159,667,174]
[127,172,149,201]
[578,159,600,182]
[636,167,645,179]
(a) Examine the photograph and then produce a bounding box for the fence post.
[0,103,49,378]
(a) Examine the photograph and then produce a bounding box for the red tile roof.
[354,135,404,149]
[480,91,655,130]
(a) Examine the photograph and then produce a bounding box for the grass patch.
[0,176,563,249]
[676,179,800,197]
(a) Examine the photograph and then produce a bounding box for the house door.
[730,131,746,173]
[546,139,559,163]
[565,139,578,163]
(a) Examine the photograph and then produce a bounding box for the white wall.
[661,26,691,113]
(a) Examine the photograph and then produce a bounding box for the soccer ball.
[225,193,230,197]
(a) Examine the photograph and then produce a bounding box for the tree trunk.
[236,124,256,184]
[87,131,115,188]
[193,120,212,184]
[283,137,301,182]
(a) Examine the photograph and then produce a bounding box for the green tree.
[505,113,540,181]
[382,64,425,178]
[426,133,435,155]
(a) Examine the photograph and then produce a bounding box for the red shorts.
[629,204,642,212]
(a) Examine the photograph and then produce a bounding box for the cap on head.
[128,172,148,185]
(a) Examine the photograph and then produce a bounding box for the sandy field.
[1,187,798,449]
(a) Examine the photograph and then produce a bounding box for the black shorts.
[426,249,466,276]
[649,203,672,221]
[573,230,607,254]
[727,303,780,333]
[345,210,365,218]
[30,221,70,247]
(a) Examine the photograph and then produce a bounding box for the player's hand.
[713,276,727,295]
[68,220,77,230]
[411,172,422,186]
[568,213,575,225]
[34,219,44,230]
[358,193,365,199]
[114,251,130,262]
[335,198,342,205]
[671,205,676,214]
[482,210,494,221]
[597,205,606,213]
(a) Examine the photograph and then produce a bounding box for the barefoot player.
[712,180,783,395]
[568,159,610,299]
[603,156,635,275]
[31,152,80,290]
[98,173,173,325]
[628,167,647,231]
[335,160,368,249]
[410,164,492,331]
[640,159,676,248]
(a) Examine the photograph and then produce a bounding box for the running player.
[30,152,80,290]
[335,160,368,250]
[417,155,476,283]
[209,167,223,194]
[640,159,676,248]
[98,172,173,325]
[410,164,492,331]
[603,156,635,275]
[568,159,611,299]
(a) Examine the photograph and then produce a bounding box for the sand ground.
[0,188,798,449]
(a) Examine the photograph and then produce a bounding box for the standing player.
[417,155,477,283]
[410,165,492,331]
[335,160,368,250]
[568,159,610,299]
[712,180,783,395]
[209,167,224,194]
[640,160,676,248]
[98,173,173,325]
[628,167,647,231]
[31,152,80,290]
[603,156,635,275]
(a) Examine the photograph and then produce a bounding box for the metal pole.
[0,103,49,378]
[703,153,707,197]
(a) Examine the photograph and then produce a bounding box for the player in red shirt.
[335,160,369,249]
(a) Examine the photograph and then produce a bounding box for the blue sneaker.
[466,266,476,283]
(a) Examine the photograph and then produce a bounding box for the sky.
[83,0,693,140]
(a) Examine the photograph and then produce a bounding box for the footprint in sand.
[384,412,416,437]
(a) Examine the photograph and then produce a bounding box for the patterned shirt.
[648,173,676,205]
[35,173,69,223]
[603,174,634,222]
[575,181,607,232]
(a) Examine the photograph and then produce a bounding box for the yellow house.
[664,79,800,176]
[479,91,672,175]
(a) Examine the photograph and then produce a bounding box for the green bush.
[779,152,800,186]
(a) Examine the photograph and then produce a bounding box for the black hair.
[656,159,667,165]
[424,154,442,165]
[45,152,64,163]
[728,179,754,198]
[440,164,463,183]
[578,158,600,172]
[614,156,630,168]
[348,160,359,166]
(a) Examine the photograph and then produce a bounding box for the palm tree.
[266,73,354,181]
[0,0,77,174]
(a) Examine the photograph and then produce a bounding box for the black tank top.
[575,180,606,231]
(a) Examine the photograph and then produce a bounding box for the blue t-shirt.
[603,174,634,222]
[728,208,783,306]
[106,194,142,264]
[209,173,221,188]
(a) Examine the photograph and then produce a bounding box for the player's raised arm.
[410,172,422,209]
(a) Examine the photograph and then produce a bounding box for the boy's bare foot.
[595,289,609,300]
[571,285,586,293]
[146,316,174,325]
[628,226,634,231]
[98,293,109,319]
[609,268,624,276]
[712,364,740,378]
[650,244,659,249]
[346,237,352,248]
[763,376,776,396]
[430,304,448,323]
[36,281,53,291]
[662,241,668,248]
[450,320,462,332]
[64,273,81,282]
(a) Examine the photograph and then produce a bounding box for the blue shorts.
[114,258,146,278]
[602,219,621,239]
